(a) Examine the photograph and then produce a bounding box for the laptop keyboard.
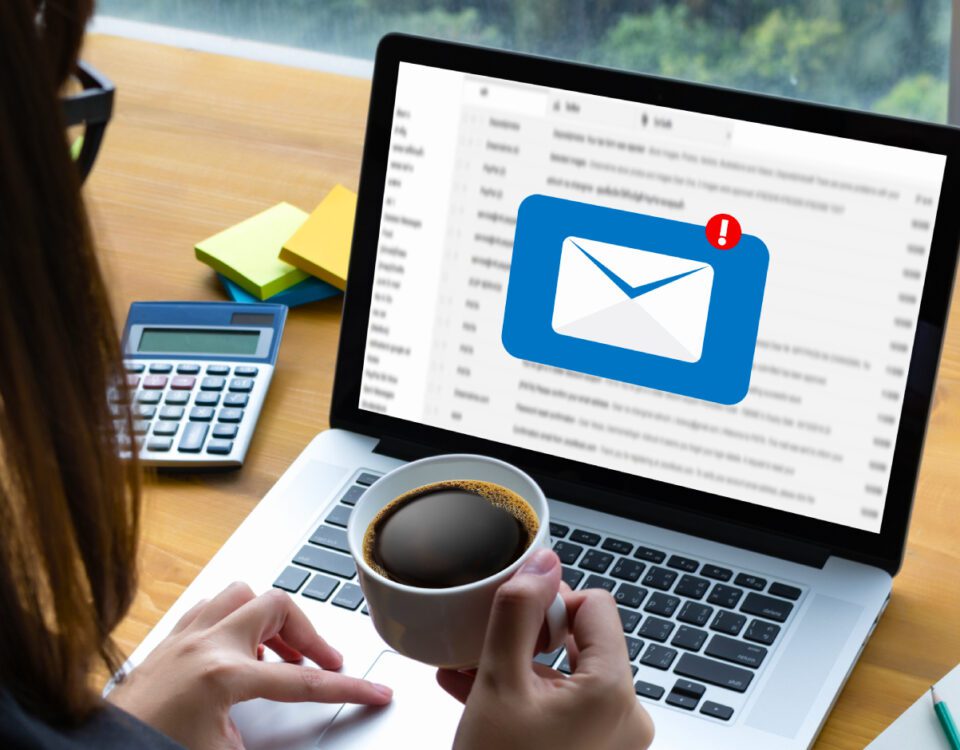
[272,472,804,725]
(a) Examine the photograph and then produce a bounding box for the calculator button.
[148,363,173,374]
[212,423,238,439]
[176,364,200,375]
[135,404,156,419]
[136,391,162,404]
[126,374,141,388]
[147,437,173,452]
[228,378,254,393]
[200,376,225,391]
[224,393,248,408]
[170,376,196,390]
[190,406,215,421]
[153,421,179,436]
[124,361,145,373]
[206,365,230,376]
[178,422,209,452]
[234,366,258,377]
[132,420,150,435]
[194,392,220,406]
[218,408,244,423]
[206,439,233,455]
[165,391,190,405]
[143,375,168,390]
[159,405,184,420]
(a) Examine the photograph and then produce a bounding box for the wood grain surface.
[83,33,960,749]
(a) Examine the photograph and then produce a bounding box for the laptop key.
[642,566,677,591]
[674,574,710,600]
[558,655,572,674]
[667,555,699,573]
[644,592,680,618]
[293,546,356,579]
[579,549,614,574]
[613,583,648,609]
[602,537,633,555]
[666,678,706,710]
[638,616,674,642]
[356,472,381,486]
[701,564,733,581]
[635,681,665,700]
[302,574,338,602]
[741,592,794,623]
[640,643,677,671]
[705,634,767,669]
[273,566,309,593]
[769,582,802,601]
[332,583,364,610]
[561,566,584,590]
[625,636,643,661]
[618,607,641,634]
[534,647,563,667]
[611,558,645,582]
[339,485,366,506]
[734,573,767,591]
[671,626,708,652]
[554,540,584,565]
[325,505,352,528]
[549,522,570,538]
[707,584,743,609]
[710,610,747,636]
[674,653,754,693]
[744,619,781,645]
[634,546,666,564]
[701,701,734,721]
[570,529,601,546]
[309,525,350,553]
[582,575,615,592]
[677,601,714,627]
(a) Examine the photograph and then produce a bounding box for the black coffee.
[363,480,539,588]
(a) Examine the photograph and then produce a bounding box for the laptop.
[124,34,960,749]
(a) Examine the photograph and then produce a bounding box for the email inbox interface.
[361,63,946,532]
[502,198,770,404]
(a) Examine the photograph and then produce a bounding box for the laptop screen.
[358,61,947,534]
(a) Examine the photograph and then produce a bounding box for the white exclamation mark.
[717,218,729,246]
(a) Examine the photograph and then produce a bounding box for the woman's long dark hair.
[0,0,141,724]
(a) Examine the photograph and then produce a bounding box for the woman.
[0,1,654,748]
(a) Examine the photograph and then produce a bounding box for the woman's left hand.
[107,582,393,750]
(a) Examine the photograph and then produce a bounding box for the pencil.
[932,686,960,750]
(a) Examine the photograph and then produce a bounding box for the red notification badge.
[706,214,742,250]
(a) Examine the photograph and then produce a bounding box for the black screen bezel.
[331,33,960,575]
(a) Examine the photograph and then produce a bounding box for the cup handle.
[544,593,568,653]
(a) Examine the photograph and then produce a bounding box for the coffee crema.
[362,479,539,589]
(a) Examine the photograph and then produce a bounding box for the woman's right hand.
[437,548,654,750]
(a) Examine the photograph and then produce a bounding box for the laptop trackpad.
[318,650,464,748]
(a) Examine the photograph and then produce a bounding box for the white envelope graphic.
[551,236,714,362]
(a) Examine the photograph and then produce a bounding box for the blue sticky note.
[501,195,769,405]
[218,273,341,307]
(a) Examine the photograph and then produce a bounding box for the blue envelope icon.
[502,196,769,405]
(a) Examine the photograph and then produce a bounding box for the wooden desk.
[85,33,960,749]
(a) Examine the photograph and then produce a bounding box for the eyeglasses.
[61,61,115,183]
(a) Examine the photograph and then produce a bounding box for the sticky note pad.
[279,184,356,290]
[195,202,309,300]
[218,273,341,308]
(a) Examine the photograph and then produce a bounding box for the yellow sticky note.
[195,202,309,300]
[279,184,356,291]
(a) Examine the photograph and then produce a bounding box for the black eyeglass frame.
[62,60,115,182]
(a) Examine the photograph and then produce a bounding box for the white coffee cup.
[347,454,568,669]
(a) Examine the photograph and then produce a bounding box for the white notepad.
[867,662,960,748]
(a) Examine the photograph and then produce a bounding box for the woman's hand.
[108,582,392,750]
[437,549,654,750]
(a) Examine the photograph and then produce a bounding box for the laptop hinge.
[374,437,831,570]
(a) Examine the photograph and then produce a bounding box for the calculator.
[118,301,287,467]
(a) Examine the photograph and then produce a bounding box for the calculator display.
[138,328,260,356]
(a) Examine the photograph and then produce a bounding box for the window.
[99,1,951,122]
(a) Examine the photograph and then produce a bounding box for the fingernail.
[331,648,343,662]
[373,683,393,698]
[519,548,556,576]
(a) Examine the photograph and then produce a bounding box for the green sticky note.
[195,202,309,300]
